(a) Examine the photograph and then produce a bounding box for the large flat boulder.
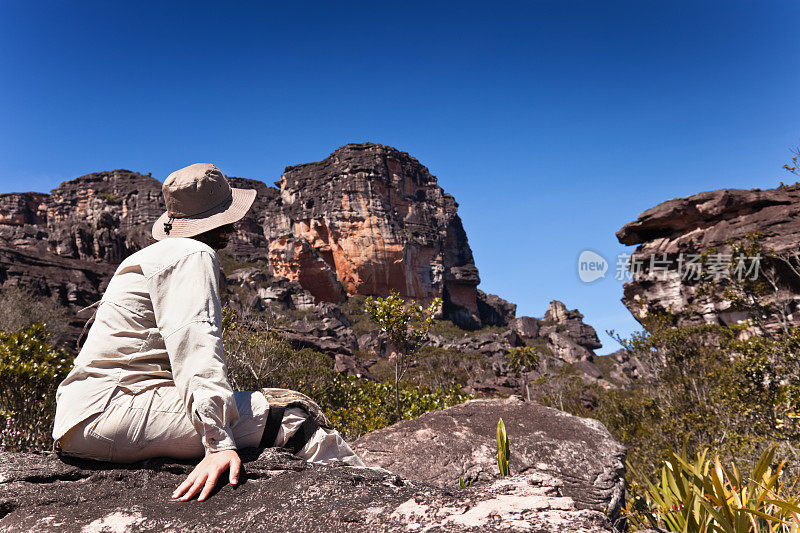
[353,397,626,527]
[0,448,613,532]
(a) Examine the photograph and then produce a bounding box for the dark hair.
[191,223,235,248]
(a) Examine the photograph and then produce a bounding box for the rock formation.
[343,297,613,394]
[617,183,800,331]
[1,399,621,532]
[0,170,162,313]
[262,143,486,328]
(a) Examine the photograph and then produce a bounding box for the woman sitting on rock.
[52,163,365,502]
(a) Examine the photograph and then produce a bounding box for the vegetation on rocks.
[0,287,73,347]
[222,305,470,441]
[0,297,471,452]
[534,232,800,530]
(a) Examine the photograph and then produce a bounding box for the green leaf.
[497,417,510,477]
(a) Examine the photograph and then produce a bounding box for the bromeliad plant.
[627,445,800,532]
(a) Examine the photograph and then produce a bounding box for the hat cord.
[164,216,174,235]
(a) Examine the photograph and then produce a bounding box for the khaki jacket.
[53,237,239,453]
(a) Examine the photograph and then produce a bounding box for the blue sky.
[2,1,799,353]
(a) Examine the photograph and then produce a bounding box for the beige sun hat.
[151,163,257,241]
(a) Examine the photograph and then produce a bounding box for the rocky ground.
[0,398,623,532]
[224,274,647,395]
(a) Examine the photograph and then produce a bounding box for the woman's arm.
[146,249,240,452]
[146,248,242,500]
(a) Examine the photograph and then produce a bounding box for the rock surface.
[617,183,800,332]
[1,436,616,531]
[0,170,163,321]
[353,396,627,528]
[476,289,517,326]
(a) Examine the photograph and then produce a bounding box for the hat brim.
[151,187,257,241]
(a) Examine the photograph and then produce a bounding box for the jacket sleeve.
[145,249,239,453]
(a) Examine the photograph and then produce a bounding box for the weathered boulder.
[352,396,627,528]
[544,331,595,363]
[226,268,315,311]
[476,289,517,326]
[509,316,540,339]
[0,447,613,532]
[279,302,358,355]
[541,300,602,352]
[617,183,800,332]
[429,329,526,358]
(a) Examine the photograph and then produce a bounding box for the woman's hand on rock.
[172,449,242,502]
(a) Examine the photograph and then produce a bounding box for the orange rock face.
[262,143,482,327]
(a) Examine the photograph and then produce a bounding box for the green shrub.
[364,291,441,421]
[369,345,483,392]
[529,305,800,520]
[222,306,337,393]
[0,323,72,451]
[97,191,122,205]
[0,287,73,347]
[312,374,471,440]
[505,346,540,374]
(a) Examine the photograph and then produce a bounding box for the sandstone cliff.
[0,144,498,329]
[617,183,800,331]
[0,170,162,315]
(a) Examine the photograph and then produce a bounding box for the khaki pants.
[57,386,364,467]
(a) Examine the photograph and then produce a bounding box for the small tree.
[364,291,441,421]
